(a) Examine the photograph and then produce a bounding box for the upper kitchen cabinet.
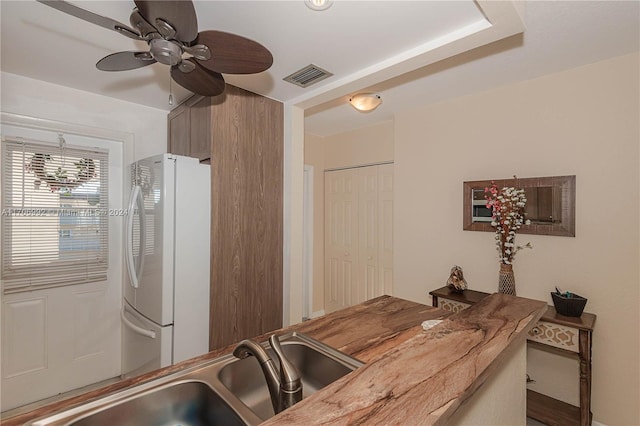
[167,95,212,163]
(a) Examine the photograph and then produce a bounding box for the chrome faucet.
[233,334,303,414]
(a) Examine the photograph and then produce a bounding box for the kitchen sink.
[69,381,244,426]
[29,378,256,426]
[29,332,362,426]
[217,332,364,420]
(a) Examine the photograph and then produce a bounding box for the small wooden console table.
[429,286,596,426]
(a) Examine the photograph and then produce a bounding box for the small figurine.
[446,265,468,293]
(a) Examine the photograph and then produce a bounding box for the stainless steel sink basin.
[28,332,362,426]
[217,332,363,420]
[30,379,255,426]
[69,381,244,426]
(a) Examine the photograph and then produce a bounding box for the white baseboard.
[592,420,606,426]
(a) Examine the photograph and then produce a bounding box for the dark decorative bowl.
[551,292,587,317]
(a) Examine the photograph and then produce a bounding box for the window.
[1,137,109,293]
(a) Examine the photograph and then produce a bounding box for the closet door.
[359,166,379,304]
[324,164,394,313]
[378,164,394,296]
[324,169,358,313]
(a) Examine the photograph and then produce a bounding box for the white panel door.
[2,284,121,410]
[324,170,358,313]
[359,167,379,304]
[1,125,123,411]
[1,298,47,380]
[378,164,394,296]
[324,164,394,314]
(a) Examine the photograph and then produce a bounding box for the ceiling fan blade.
[195,31,273,75]
[134,1,198,43]
[171,59,225,97]
[37,0,142,40]
[96,51,156,71]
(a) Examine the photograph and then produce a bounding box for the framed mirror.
[463,175,576,237]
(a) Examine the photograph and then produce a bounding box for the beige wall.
[321,120,394,169]
[304,121,394,313]
[394,53,639,425]
[304,133,326,314]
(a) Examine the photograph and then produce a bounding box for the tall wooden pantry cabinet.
[167,85,283,350]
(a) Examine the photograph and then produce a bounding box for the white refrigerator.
[122,154,210,378]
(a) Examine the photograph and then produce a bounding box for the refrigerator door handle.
[121,306,156,339]
[126,185,145,289]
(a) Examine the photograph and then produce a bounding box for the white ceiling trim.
[289,0,526,112]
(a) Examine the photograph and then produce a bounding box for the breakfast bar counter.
[2,294,546,425]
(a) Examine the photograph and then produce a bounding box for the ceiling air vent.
[283,64,333,88]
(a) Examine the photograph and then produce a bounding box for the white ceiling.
[0,1,487,104]
[305,0,640,136]
[1,1,639,138]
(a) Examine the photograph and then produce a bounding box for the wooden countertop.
[264,293,546,425]
[2,294,545,425]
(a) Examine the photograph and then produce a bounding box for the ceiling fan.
[37,0,274,98]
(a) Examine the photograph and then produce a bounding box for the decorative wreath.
[25,153,96,193]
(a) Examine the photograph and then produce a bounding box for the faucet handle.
[269,334,301,391]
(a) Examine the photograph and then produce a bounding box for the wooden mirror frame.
[463,175,576,237]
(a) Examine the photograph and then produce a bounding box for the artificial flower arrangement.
[26,153,96,193]
[484,181,532,265]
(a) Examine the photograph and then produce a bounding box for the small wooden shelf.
[429,286,596,426]
[428,286,489,305]
[527,389,582,426]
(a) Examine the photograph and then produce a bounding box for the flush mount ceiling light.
[349,93,382,112]
[305,0,333,11]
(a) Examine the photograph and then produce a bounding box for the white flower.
[485,181,532,264]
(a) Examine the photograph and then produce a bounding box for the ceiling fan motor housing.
[149,38,182,66]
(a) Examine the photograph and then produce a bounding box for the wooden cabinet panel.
[167,102,190,157]
[168,87,283,351]
[188,96,211,162]
[209,85,283,350]
[167,95,211,162]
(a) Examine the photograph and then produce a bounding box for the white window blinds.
[1,137,109,294]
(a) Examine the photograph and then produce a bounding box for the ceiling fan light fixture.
[349,93,382,112]
[305,0,332,11]
[149,38,183,66]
